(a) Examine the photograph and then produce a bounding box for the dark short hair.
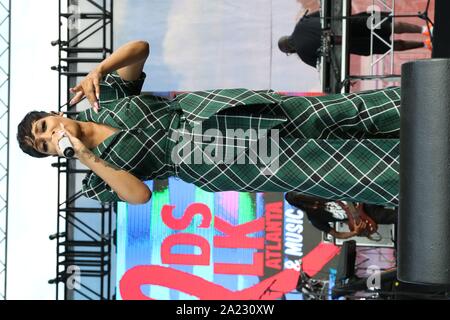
[278,36,296,54]
[17,111,53,158]
[285,192,326,209]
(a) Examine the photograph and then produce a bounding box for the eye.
[42,120,46,132]
[43,141,48,153]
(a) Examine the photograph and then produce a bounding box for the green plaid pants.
[171,87,401,206]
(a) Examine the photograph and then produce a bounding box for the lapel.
[77,105,123,129]
[90,130,123,158]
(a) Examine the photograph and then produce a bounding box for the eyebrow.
[32,120,38,139]
[30,121,42,151]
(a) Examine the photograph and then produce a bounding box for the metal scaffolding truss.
[345,0,434,87]
[0,0,9,301]
[320,0,434,92]
[48,0,114,300]
[369,0,395,76]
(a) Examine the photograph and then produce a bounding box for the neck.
[78,121,97,149]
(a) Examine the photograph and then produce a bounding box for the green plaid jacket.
[76,71,400,206]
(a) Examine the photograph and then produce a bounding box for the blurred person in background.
[279,6,432,68]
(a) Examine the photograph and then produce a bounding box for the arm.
[79,148,151,204]
[96,40,149,81]
[70,40,150,110]
[329,220,367,239]
[59,123,151,204]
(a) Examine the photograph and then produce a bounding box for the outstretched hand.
[69,67,103,113]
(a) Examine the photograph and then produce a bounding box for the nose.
[46,130,55,138]
[42,130,58,143]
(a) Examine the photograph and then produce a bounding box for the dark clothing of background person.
[285,193,397,234]
[349,11,392,55]
[289,10,322,68]
[287,11,392,68]
[307,204,398,234]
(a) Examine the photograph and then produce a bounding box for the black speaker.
[335,240,356,283]
[433,0,450,58]
[399,58,450,285]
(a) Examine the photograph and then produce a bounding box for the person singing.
[17,40,400,205]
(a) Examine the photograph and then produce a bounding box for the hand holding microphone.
[56,123,86,159]
[58,135,75,158]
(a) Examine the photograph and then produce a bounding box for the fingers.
[55,144,64,157]
[354,221,367,235]
[70,91,84,106]
[59,123,71,139]
[84,82,100,113]
[354,220,364,230]
[59,123,77,149]
[69,84,83,98]
[54,128,66,157]
[70,84,82,93]
[93,77,101,102]
[93,77,101,114]
[69,76,101,113]
[60,123,70,136]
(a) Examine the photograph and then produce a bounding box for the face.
[30,112,81,156]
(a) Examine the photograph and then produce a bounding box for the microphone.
[58,135,75,158]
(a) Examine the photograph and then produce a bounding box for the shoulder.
[100,70,147,101]
[103,70,147,87]
[295,11,321,31]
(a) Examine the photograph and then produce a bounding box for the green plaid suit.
[76,71,400,206]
